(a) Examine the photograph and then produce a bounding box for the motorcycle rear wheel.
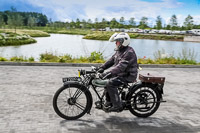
[128,84,160,118]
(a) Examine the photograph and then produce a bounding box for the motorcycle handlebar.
[78,69,96,76]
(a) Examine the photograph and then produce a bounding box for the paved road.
[0,66,200,133]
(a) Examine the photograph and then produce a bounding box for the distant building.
[191,29,200,35]
[105,27,111,31]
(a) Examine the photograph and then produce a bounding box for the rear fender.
[126,82,163,100]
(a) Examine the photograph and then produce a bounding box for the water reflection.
[0,34,199,62]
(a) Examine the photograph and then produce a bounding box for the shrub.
[58,54,72,63]
[28,57,35,62]
[153,48,197,64]
[39,52,59,62]
[0,57,7,61]
[88,51,104,62]
[10,56,27,62]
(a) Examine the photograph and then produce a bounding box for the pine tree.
[139,17,148,29]
[156,16,162,30]
[184,15,193,30]
[119,17,125,24]
[129,17,136,27]
[170,14,178,30]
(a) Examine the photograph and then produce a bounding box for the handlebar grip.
[85,71,96,74]
[78,70,96,76]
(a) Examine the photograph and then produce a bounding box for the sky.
[1,0,200,26]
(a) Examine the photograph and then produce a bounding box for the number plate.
[62,77,82,83]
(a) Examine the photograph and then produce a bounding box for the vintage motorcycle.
[53,66,166,120]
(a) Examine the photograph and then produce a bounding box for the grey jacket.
[100,46,138,82]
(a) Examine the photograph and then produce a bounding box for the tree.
[7,7,23,32]
[165,25,171,30]
[156,16,162,30]
[129,17,136,27]
[81,19,86,28]
[184,14,193,30]
[27,17,36,28]
[37,14,48,26]
[100,18,107,29]
[102,18,106,23]
[110,18,118,28]
[76,18,80,28]
[0,15,5,28]
[7,13,23,33]
[94,18,99,30]
[69,20,76,28]
[139,17,148,29]
[170,14,178,30]
[86,19,93,29]
[87,19,92,24]
[95,18,98,23]
[119,17,125,25]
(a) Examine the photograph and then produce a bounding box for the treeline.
[0,7,200,31]
[0,7,48,30]
[49,15,200,31]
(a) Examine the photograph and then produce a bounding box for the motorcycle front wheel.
[53,83,92,120]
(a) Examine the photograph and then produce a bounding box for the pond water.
[0,34,199,62]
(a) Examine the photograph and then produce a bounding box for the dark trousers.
[105,77,126,107]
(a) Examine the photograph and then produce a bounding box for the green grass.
[129,34,184,41]
[84,32,184,41]
[0,29,50,37]
[138,48,198,65]
[39,51,105,63]
[1,28,184,41]
[0,28,50,46]
[0,49,199,65]
[0,33,36,46]
[43,28,93,35]
[83,32,113,40]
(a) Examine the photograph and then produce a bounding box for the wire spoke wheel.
[53,84,92,120]
[128,85,160,117]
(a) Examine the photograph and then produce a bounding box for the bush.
[0,57,7,61]
[153,48,197,64]
[138,57,155,64]
[88,51,104,62]
[0,32,36,46]
[58,54,72,63]
[28,57,35,62]
[39,52,59,62]
[10,56,27,62]
[76,56,89,63]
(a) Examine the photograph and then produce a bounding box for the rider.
[97,32,138,112]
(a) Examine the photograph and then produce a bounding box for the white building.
[191,29,200,35]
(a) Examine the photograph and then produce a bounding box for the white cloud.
[193,15,200,25]
[25,0,185,25]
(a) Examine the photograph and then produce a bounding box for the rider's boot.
[104,101,112,108]
[108,105,123,112]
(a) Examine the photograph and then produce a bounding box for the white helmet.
[109,32,130,49]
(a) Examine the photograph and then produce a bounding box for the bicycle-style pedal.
[95,101,103,109]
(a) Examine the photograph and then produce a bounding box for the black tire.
[53,83,92,120]
[127,84,160,118]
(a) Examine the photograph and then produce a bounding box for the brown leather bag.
[139,73,165,84]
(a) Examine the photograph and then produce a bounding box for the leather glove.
[99,72,112,79]
[97,68,104,73]
[94,67,104,73]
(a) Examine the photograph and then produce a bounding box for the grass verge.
[0,49,199,65]
[0,33,36,46]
